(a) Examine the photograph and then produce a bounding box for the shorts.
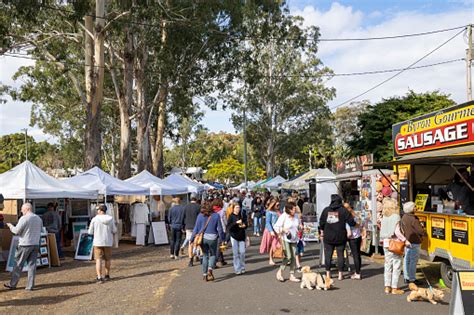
[185,229,193,241]
[94,246,112,261]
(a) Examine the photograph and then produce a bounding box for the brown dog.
[300,266,334,290]
[406,283,444,305]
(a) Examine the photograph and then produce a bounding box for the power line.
[330,27,466,110]
[35,4,469,43]
[2,52,464,79]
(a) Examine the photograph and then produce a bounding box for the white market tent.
[162,173,206,194]
[63,166,149,196]
[231,180,256,190]
[262,175,286,190]
[125,170,188,195]
[0,161,98,199]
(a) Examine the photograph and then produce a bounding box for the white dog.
[300,266,334,290]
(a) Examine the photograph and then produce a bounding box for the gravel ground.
[0,243,184,314]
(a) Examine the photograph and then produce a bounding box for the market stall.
[161,173,206,194]
[261,175,286,191]
[63,166,149,246]
[373,100,474,287]
[0,161,98,267]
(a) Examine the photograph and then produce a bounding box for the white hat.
[403,201,415,213]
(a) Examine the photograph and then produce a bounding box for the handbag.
[194,216,212,247]
[272,237,285,259]
[388,222,405,255]
[388,239,405,255]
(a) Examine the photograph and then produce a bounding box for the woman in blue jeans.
[191,205,225,281]
[400,202,425,284]
[227,204,247,274]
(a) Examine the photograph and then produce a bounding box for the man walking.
[5,203,43,291]
[168,197,185,259]
[88,204,117,282]
[182,194,201,266]
[42,202,64,259]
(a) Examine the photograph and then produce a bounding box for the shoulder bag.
[194,216,212,248]
[388,222,405,256]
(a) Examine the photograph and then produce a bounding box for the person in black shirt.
[227,204,247,275]
[182,194,201,266]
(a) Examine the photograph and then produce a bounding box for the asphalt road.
[161,237,449,315]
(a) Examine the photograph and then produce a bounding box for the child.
[295,228,305,272]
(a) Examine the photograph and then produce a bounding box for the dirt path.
[0,244,184,314]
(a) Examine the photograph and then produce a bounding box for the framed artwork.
[40,246,48,255]
[6,237,27,272]
[36,258,41,266]
[70,199,90,218]
[148,222,169,245]
[75,230,94,261]
[73,222,89,248]
[40,237,47,246]
[41,257,49,265]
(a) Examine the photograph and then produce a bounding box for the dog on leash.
[406,283,444,305]
[300,266,334,290]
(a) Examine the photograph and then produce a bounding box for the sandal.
[351,274,361,280]
[269,261,276,266]
[276,270,284,282]
[289,275,301,282]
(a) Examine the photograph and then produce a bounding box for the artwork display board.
[75,230,94,260]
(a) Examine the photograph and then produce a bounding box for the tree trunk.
[135,40,150,172]
[84,1,105,169]
[152,85,168,177]
[117,27,133,179]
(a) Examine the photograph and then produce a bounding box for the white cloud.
[291,3,472,109]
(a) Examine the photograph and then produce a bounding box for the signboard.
[451,271,474,314]
[452,220,469,245]
[431,217,446,240]
[148,222,169,245]
[392,101,474,157]
[302,222,319,242]
[414,194,429,212]
[335,154,373,175]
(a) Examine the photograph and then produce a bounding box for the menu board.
[452,220,469,245]
[431,217,446,240]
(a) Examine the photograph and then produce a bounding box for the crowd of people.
[3,189,426,296]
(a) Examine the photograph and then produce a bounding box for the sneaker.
[96,277,104,283]
[241,269,246,274]
[391,288,404,295]
[170,255,175,259]
[221,261,228,266]
[4,283,16,290]
[104,275,111,281]
[236,271,242,275]
[25,287,34,291]
[289,275,301,282]
[384,287,391,294]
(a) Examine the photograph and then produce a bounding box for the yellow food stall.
[375,100,474,287]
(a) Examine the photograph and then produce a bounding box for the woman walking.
[319,195,356,282]
[344,203,363,280]
[274,202,300,282]
[191,205,225,281]
[380,202,406,295]
[252,197,264,236]
[259,198,280,265]
[227,204,247,275]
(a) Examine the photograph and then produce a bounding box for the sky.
[1,1,473,142]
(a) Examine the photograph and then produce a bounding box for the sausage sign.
[392,102,474,157]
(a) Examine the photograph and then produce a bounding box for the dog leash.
[420,266,434,293]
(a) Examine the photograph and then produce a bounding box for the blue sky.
[1,1,473,140]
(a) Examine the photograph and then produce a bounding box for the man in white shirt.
[5,203,43,291]
[88,204,117,282]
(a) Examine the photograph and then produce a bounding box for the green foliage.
[0,133,59,173]
[205,157,244,183]
[348,91,456,161]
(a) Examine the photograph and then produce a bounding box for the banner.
[335,154,373,175]
[392,102,474,157]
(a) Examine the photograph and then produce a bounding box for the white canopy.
[231,181,256,190]
[162,173,206,194]
[125,170,188,195]
[0,161,98,199]
[63,166,149,196]
[281,168,335,190]
[262,175,286,190]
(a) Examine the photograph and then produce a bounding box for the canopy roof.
[63,166,148,196]
[281,168,335,190]
[125,170,188,195]
[262,175,286,190]
[162,173,205,193]
[0,161,98,199]
[232,181,256,190]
